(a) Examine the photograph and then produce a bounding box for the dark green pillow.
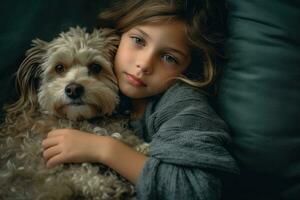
[218,0,300,199]
[0,0,109,119]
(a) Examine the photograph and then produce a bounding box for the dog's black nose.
[65,83,84,99]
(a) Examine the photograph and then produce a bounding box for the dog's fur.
[0,27,148,200]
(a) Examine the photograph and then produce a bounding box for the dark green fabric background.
[0,0,299,199]
[218,0,300,199]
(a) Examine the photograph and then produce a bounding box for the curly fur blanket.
[0,112,147,200]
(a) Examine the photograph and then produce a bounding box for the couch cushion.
[218,1,300,199]
[0,0,110,119]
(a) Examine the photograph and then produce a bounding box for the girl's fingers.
[47,129,71,138]
[46,153,64,168]
[43,146,61,162]
[42,137,59,150]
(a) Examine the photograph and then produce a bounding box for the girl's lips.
[125,73,147,87]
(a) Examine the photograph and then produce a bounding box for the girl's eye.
[131,36,145,46]
[162,54,179,65]
[88,63,102,74]
[55,64,65,74]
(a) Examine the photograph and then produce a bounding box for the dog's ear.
[4,39,48,116]
[102,28,120,61]
[91,28,120,62]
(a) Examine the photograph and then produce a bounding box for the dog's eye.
[89,63,102,74]
[55,64,65,74]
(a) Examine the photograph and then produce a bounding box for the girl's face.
[114,20,191,99]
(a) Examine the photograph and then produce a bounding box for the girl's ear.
[4,39,48,116]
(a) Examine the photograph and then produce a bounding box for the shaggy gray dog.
[0,27,148,200]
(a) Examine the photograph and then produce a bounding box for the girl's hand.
[42,128,148,184]
[42,128,108,168]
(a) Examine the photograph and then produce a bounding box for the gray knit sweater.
[130,82,239,200]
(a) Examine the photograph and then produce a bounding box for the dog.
[0,27,148,200]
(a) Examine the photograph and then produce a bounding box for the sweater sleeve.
[135,84,239,200]
[137,158,222,200]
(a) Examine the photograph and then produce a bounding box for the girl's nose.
[136,50,154,75]
[137,64,152,74]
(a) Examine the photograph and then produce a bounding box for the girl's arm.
[42,128,148,184]
[100,135,148,184]
[132,83,239,200]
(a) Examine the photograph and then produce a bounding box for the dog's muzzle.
[65,83,84,100]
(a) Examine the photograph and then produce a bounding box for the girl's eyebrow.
[164,47,188,58]
[133,28,150,39]
[133,28,188,58]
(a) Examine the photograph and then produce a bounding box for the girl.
[42,0,239,199]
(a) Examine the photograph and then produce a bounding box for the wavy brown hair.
[99,0,227,88]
